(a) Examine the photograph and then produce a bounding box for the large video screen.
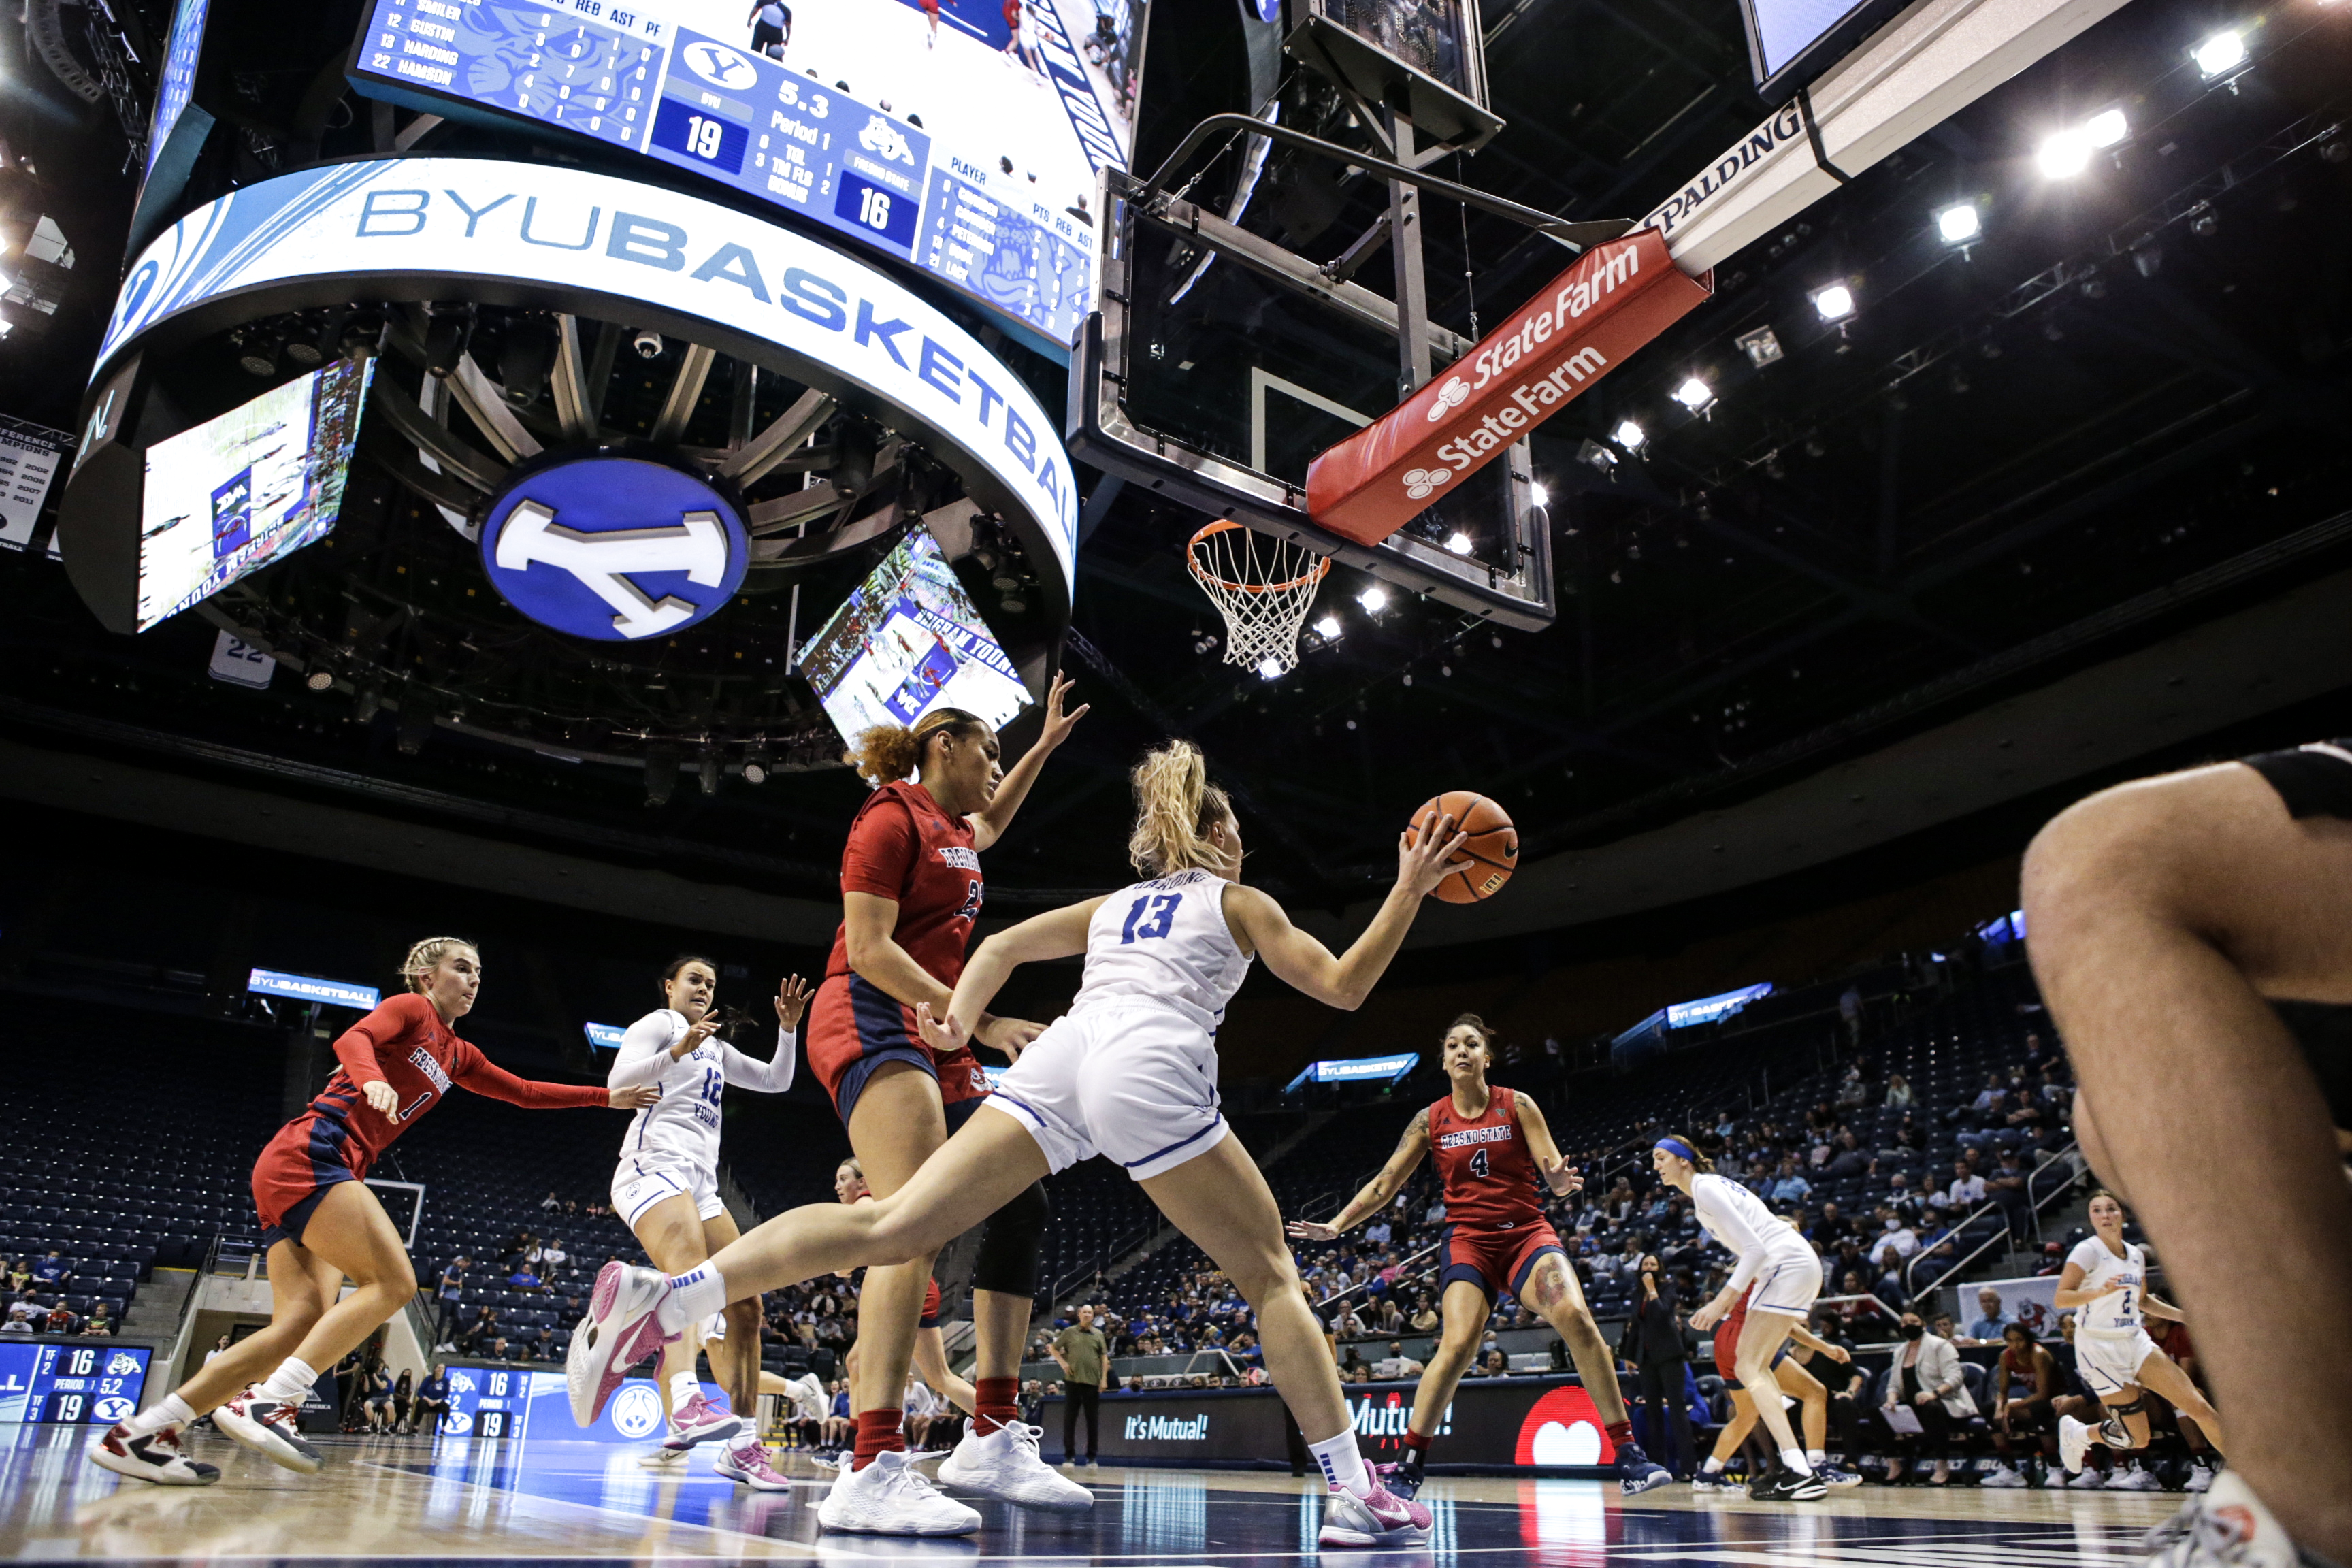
[349,0,1131,351]
[0,1343,152,1424]
[800,528,1028,754]
[137,358,374,632]
[144,0,211,182]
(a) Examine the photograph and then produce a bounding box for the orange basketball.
[1405,790,1517,903]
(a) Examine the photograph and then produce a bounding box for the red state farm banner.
[1305,227,1712,546]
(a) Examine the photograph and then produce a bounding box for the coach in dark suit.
[1627,1257,1695,1478]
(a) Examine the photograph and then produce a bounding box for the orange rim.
[1186,519,1333,595]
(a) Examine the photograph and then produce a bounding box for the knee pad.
[970,1181,1049,1298]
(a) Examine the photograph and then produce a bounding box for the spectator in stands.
[1475,1348,1508,1377]
[1409,1293,1439,1333]
[1984,1322,2058,1486]
[434,1257,468,1350]
[31,1250,69,1288]
[1052,1303,1107,1468]
[1878,1310,1975,1484]
[1376,1340,1422,1379]
[1882,1073,1914,1108]
[540,1238,566,1272]
[3,1258,28,1295]
[1962,1287,2012,1345]
[412,1365,450,1435]
[1932,1160,1985,1211]
[903,1373,942,1449]
[2,1304,32,1335]
[1834,1064,1868,1109]
[822,1381,853,1450]
[505,1262,542,1291]
[80,1302,116,1337]
[539,1191,561,1211]
[489,1335,511,1362]
[1986,1149,2032,1233]
[1801,1310,1872,1464]
[1967,1072,2009,1126]
[1375,1296,1404,1335]
[1825,1132,1870,1179]
[43,1301,77,1335]
[1868,1213,1918,1302]
[1810,1202,1855,1250]
[1365,1214,1391,1247]
[1769,1158,1811,1205]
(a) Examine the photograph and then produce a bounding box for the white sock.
[1308,1430,1375,1499]
[1807,1448,1826,1467]
[128,1393,195,1435]
[1701,1457,1724,1475]
[660,1265,726,1332]
[256,1358,318,1405]
[1780,1447,1813,1475]
[669,1370,700,1410]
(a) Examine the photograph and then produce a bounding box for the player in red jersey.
[1288,1015,1671,1497]
[85,937,653,1486]
[799,679,1088,1532]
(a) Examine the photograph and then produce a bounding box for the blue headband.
[1654,1137,1697,1163]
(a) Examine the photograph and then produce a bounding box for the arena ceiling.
[1,0,2347,936]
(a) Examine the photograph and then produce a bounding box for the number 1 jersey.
[1429,1086,1544,1231]
[1069,868,1252,1034]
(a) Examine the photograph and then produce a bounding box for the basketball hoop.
[1186,521,1332,676]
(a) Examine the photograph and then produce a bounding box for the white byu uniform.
[2067,1236,2158,1396]
[606,1009,796,1224]
[989,869,1252,1181]
[1690,1172,1823,1316]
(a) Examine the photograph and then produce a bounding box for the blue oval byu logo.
[480,457,749,641]
[610,1384,664,1439]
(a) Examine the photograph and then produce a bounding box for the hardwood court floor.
[2,1424,2185,1565]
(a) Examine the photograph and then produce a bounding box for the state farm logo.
[1402,466,1451,500]
[1426,376,1471,422]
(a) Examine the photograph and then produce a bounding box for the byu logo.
[94,1396,136,1423]
[611,1384,664,1439]
[480,457,749,641]
[682,41,760,91]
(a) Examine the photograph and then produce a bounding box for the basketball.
[1406,791,1518,903]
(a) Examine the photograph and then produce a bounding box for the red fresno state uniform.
[1429,1086,1567,1303]
[807,780,993,1122]
[252,991,610,1247]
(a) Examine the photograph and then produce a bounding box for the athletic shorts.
[986,1002,1229,1181]
[922,1277,942,1329]
[806,973,990,1126]
[2075,1329,2158,1399]
[1747,1248,1823,1318]
[612,1157,724,1226]
[252,1113,366,1249]
[751,21,783,49]
[1437,1220,1564,1306]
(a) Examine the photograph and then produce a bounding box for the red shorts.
[1437,1220,1564,1304]
[922,1277,942,1329]
[807,974,991,1124]
[252,1113,366,1249]
[1713,1287,1788,1378]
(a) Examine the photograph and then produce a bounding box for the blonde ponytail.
[400,936,478,993]
[1126,740,1234,876]
[847,707,987,786]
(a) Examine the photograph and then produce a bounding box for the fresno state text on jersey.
[1428,1086,1542,1230]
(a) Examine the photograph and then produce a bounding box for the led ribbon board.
[91,156,1079,614]
[1284,1052,1418,1092]
[248,968,383,1010]
[584,1023,628,1051]
[1663,982,1774,1028]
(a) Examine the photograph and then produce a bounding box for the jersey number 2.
[1468,1148,1490,1179]
[1120,892,1183,943]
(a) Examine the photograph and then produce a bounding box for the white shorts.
[612,1158,723,1226]
[2076,1330,2158,1398]
[986,1002,1229,1181]
[1748,1247,1823,1317]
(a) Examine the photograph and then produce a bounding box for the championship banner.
[1304,229,1710,547]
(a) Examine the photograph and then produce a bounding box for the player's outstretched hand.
[1541,1155,1584,1198]
[676,1010,727,1058]
[774,974,811,1032]
[977,1014,1046,1061]
[1286,1219,1341,1242]
[914,1002,966,1056]
[610,1085,659,1110]
[362,1080,401,1120]
[1036,670,1090,750]
[1688,1298,1727,1331]
[1398,814,1469,898]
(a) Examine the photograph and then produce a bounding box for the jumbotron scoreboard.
[0,1343,152,1425]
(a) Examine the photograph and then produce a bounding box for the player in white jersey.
[1652,1136,1828,1501]
[593,956,808,1488]
[2051,1190,2227,1479]
[569,739,1465,1546]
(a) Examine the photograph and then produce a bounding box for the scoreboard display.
[0,1343,153,1425]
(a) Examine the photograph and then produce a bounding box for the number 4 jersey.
[1068,868,1254,1034]
[1429,1086,1544,1230]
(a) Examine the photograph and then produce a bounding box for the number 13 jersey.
[1429,1087,1542,1230]
[1069,869,1253,1034]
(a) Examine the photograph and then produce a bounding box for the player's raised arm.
[1224,817,1465,1011]
[1290,1108,1431,1241]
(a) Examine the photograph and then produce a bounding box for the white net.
[1186,521,1333,676]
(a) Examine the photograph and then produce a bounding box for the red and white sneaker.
[86,1422,220,1486]
[668,1390,744,1448]
[215,1388,323,1475]
[1318,1482,1432,1547]
[566,1262,678,1426]
[714,1437,794,1491]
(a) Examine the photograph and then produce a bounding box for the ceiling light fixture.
[1256,655,1284,680]
[1358,585,1389,613]
[1937,203,1980,244]
[1812,282,1856,321]
[1529,480,1550,506]
[1673,376,1714,411]
[2193,29,2245,77]
[1443,530,1474,555]
[1613,418,1646,451]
